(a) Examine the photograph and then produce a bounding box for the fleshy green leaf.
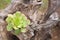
[17,24,23,28]
[13,26,19,30]
[6,14,13,23]
[21,28,26,32]
[14,29,21,35]
[7,24,13,31]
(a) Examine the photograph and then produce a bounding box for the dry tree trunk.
[0,0,60,40]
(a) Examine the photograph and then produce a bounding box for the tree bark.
[0,0,60,40]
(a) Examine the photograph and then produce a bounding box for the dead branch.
[42,0,60,22]
[0,0,60,40]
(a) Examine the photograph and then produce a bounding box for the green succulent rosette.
[6,11,30,35]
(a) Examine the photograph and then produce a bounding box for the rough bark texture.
[0,0,60,40]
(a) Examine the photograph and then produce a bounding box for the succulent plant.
[6,11,30,35]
